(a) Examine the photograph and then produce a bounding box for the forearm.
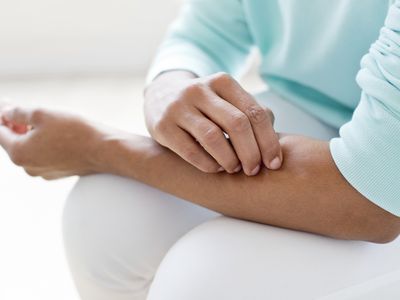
[94,132,400,243]
[1,105,397,243]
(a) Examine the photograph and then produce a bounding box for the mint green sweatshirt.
[148,0,400,217]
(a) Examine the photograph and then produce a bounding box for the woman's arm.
[1,106,397,243]
[97,131,400,243]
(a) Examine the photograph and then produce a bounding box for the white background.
[0,0,182,76]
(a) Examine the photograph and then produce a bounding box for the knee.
[63,174,134,262]
[62,174,157,298]
[62,173,217,299]
[63,173,214,263]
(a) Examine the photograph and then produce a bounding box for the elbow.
[338,209,400,244]
[369,227,400,244]
[364,215,400,244]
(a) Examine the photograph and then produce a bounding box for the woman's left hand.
[0,105,105,179]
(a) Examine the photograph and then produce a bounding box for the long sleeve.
[146,0,254,83]
[330,1,400,216]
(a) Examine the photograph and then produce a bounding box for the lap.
[148,217,400,300]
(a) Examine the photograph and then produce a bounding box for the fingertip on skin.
[265,147,284,170]
[226,164,241,174]
[248,164,260,176]
[268,156,282,170]
[233,164,242,173]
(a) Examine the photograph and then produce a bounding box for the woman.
[1,0,400,299]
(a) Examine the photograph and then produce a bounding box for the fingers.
[159,125,223,173]
[178,108,241,173]
[1,106,34,126]
[195,94,261,175]
[1,106,46,135]
[209,73,283,170]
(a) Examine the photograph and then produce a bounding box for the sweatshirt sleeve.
[329,1,400,216]
[146,0,254,83]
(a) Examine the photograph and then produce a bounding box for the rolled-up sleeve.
[330,1,400,216]
[146,0,253,83]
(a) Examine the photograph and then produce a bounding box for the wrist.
[90,128,161,179]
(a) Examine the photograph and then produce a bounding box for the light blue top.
[148,0,400,216]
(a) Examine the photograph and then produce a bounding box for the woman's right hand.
[143,71,282,176]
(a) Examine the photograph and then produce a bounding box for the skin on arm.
[100,132,400,244]
[0,106,399,244]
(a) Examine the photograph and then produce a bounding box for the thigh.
[63,174,218,300]
[148,217,400,300]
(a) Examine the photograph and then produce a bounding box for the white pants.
[62,91,400,300]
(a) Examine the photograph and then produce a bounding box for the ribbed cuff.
[329,95,400,217]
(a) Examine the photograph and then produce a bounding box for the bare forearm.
[1,106,397,243]
[94,133,400,243]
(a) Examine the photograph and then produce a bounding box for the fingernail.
[268,156,281,170]
[233,165,242,173]
[218,167,224,172]
[249,165,260,176]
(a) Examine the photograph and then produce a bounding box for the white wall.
[0,0,182,76]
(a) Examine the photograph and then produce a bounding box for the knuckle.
[208,72,233,88]
[201,126,221,145]
[153,118,170,136]
[181,82,206,99]
[245,105,269,124]
[164,99,182,116]
[182,145,200,164]
[229,112,251,133]
[181,144,220,173]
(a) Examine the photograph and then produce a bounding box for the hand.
[144,71,282,176]
[0,105,103,179]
